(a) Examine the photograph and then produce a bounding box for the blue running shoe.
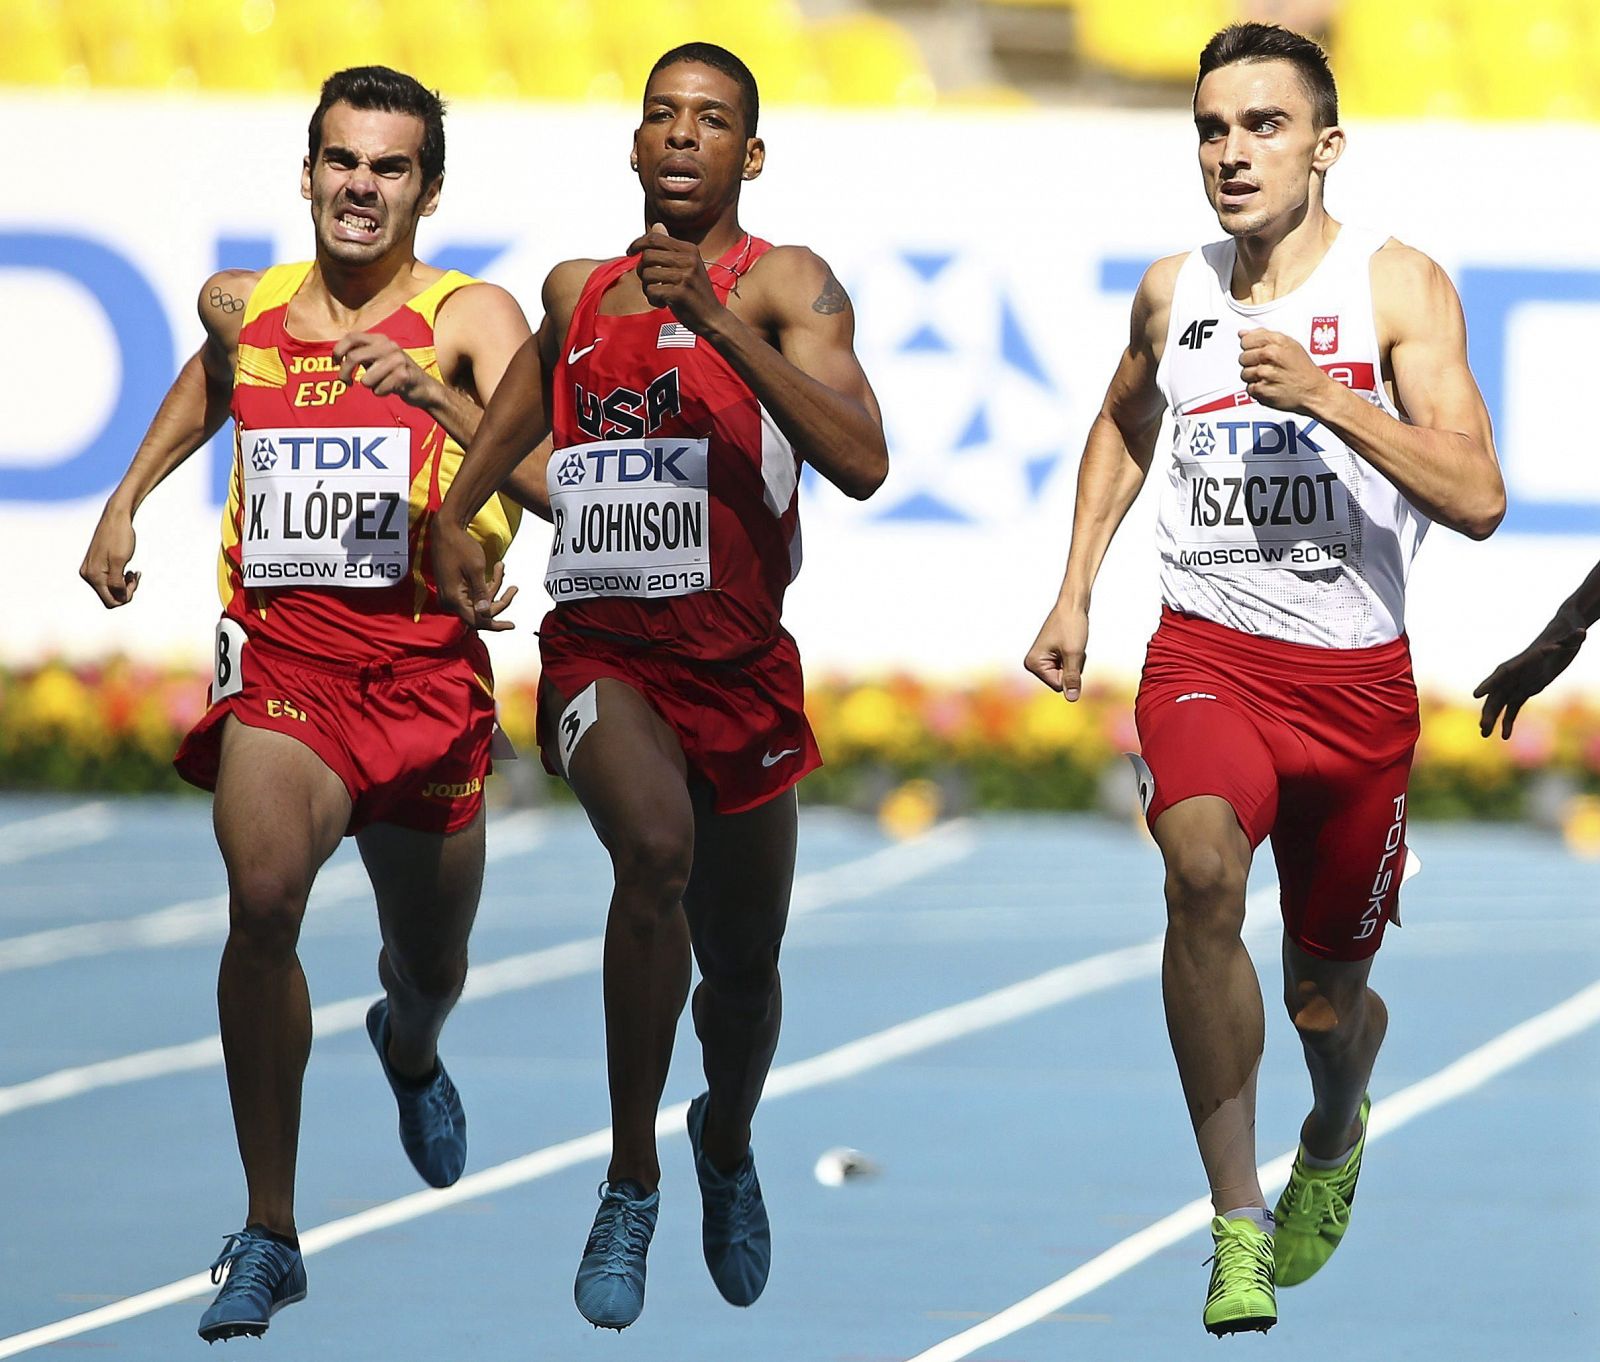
[196,1228,307,1342]
[573,1181,660,1330]
[687,1091,771,1307]
[365,998,466,1188]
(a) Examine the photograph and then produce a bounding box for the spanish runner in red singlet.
[1023,24,1503,1338]
[78,67,538,1343]
[431,42,888,1332]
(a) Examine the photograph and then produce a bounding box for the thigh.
[1282,933,1377,1027]
[213,716,351,900]
[359,809,486,967]
[683,787,798,973]
[1271,753,1412,963]
[1135,685,1280,848]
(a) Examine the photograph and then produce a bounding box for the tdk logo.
[1190,419,1324,458]
[268,434,392,471]
[562,445,696,485]
[250,438,278,472]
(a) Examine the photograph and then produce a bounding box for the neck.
[309,247,419,325]
[1229,199,1340,305]
[645,203,746,261]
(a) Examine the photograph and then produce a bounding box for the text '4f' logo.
[1311,316,1339,355]
[1179,318,1217,350]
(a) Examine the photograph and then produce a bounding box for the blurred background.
[5,0,1600,832]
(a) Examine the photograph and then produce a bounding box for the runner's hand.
[628,223,723,333]
[334,332,439,405]
[1024,603,1089,701]
[1474,614,1586,739]
[1238,328,1330,413]
[79,504,141,609]
[431,517,517,631]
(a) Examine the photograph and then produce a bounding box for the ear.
[301,155,313,203]
[742,136,766,182]
[418,174,443,219]
[1313,124,1345,176]
[630,128,641,175]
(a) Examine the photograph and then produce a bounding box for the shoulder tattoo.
[811,272,848,315]
[208,285,245,315]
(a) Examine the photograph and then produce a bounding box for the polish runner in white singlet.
[1024,23,1503,1337]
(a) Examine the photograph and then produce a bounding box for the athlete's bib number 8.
[213,618,248,702]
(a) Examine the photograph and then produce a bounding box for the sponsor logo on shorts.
[422,778,483,800]
[264,698,307,721]
[1356,793,1407,941]
[761,747,801,768]
[1175,692,1217,704]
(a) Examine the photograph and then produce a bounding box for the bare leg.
[212,719,350,1234]
[559,678,695,1193]
[359,811,486,1080]
[683,788,797,1173]
[1152,795,1264,1214]
[1282,939,1386,1158]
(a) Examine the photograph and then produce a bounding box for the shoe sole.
[198,1288,307,1343]
[1205,1314,1276,1337]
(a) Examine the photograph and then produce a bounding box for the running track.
[1,793,1595,1360]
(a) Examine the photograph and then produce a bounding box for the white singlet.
[1153,225,1429,649]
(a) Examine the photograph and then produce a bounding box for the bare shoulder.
[542,257,606,325]
[1132,252,1187,349]
[195,268,259,356]
[1371,239,1463,340]
[745,244,848,321]
[434,280,528,328]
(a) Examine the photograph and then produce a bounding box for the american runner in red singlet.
[431,43,888,1332]
[1023,25,1503,1338]
[79,67,538,1342]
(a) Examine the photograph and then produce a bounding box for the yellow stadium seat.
[68,0,191,89]
[597,0,701,95]
[1461,0,1592,120]
[274,0,407,93]
[1334,0,1472,120]
[486,0,621,101]
[0,0,85,86]
[385,0,515,99]
[175,0,294,94]
[813,14,935,108]
[1074,0,1232,83]
[692,0,828,105]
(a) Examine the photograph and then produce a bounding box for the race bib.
[212,617,248,701]
[544,438,711,602]
[1168,410,1354,573]
[239,427,410,589]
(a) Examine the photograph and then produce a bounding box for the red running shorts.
[1134,607,1419,961]
[536,624,821,815]
[175,628,496,836]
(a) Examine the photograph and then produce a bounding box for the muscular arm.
[1252,244,1504,540]
[1024,257,1179,697]
[79,270,251,606]
[702,248,887,499]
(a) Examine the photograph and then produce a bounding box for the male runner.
[1475,568,1600,738]
[1024,23,1503,1336]
[78,67,536,1342]
[430,42,887,1331]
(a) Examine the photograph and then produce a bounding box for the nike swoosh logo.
[567,340,600,365]
[761,747,801,768]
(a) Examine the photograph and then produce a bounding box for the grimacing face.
[302,102,439,267]
[632,62,762,226]
[1193,59,1342,241]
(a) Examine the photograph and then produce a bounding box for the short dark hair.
[308,66,447,186]
[647,43,759,137]
[1196,23,1338,129]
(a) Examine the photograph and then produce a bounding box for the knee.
[1284,979,1362,1049]
[385,949,467,1004]
[698,948,780,1023]
[226,865,309,955]
[1163,844,1248,935]
[610,828,694,916]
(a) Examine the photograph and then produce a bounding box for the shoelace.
[704,1160,759,1245]
[208,1234,288,1293]
[398,1072,456,1139]
[586,1185,654,1269]
[1204,1223,1274,1297]
[1281,1169,1350,1225]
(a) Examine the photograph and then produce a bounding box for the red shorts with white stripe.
[535,620,821,814]
[1134,607,1419,961]
[174,629,496,836]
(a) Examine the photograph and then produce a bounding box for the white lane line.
[0,802,116,867]
[905,975,1600,1362]
[0,821,980,1118]
[0,897,1174,1358]
[0,811,548,975]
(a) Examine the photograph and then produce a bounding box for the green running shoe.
[1273,1093,1370,1288]
[1203,1215,1277,1336]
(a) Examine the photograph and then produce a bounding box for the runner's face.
[633,63,759,225]
[1194,61,1334,238]
[302,103,439,265]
